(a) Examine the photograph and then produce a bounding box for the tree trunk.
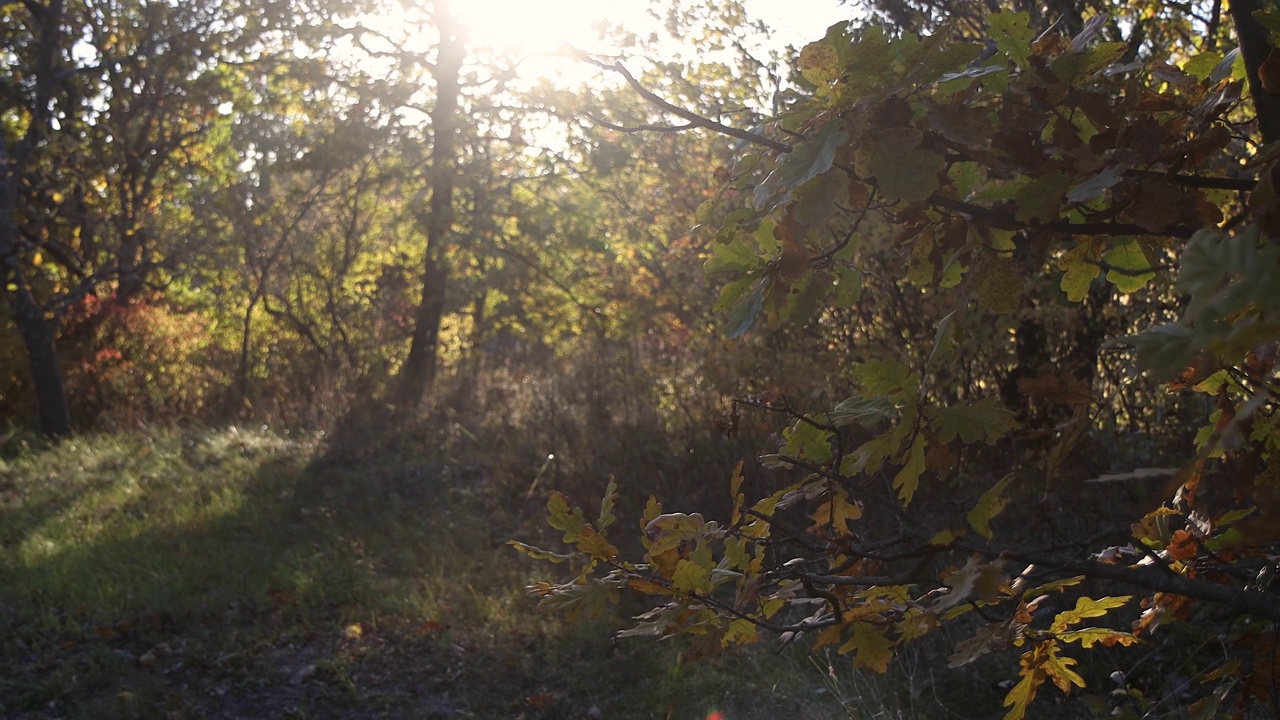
[397,4,465,408]
[1,148,71,438]
[1231,0,1280,145]
[0,0,73,437]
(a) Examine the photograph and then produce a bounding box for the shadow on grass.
[0,429,845,720]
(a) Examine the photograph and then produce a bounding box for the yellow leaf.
[1056,628,1140,648]
[929,528,963,545]
[1002,667,1041,720]
[838,623,895,673]
[1041,648,1086,693]
[896,608,937,641]
[799,40,841,84]
[810,487,863,535]
[575,526,619,561]
[1049,595,1132,633]
[968,474,1014,539]
[672,559,712,594]
[343,623,363,640]
[811,622,844,650]
[722,618,758,646]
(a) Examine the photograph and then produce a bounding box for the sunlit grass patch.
[0,426,875,720]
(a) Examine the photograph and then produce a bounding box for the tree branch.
[973,545,1280,622]
[928,195,1199,238]
[576,52,791,154]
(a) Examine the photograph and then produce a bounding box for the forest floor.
[0,427,950,720]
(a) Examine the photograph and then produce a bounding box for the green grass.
[0,427,894,720]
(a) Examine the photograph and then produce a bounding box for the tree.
[0,0,365,435]
[523,5,1280,717]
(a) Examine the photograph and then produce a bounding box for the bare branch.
[575,51,791,154]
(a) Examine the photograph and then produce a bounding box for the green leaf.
[792,171,849,228]
[833,266,863,305]
[645,512,710,557]
[755,122,848,210]
[1066,165,1127,204]
[780,421,834,464]
[967,474,1014,539]
[596,476,618,532]
[906,228,937,286]
[988,11,1035,69]
[1128,323,1202,381]
[1049,42,1128,84]
[829,396,899,428]
[547,492,585,542]
[726,278,767,338]
[1103,238,1155,293]
[1183,51,1224,81]
[704,237,761,274]
[1014,174,1071,224]
[974,256,1024,314]
[1175,227,1258,297]
[928,398,1020,445]
[723,618,759,646]
[850,359,916,399]
[893,433,928,505]
[927,310,957,367]
[854,127,945,203]
[1058,240,1103,302]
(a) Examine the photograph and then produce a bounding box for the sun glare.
[359,0,851,85]
[452,0,629,56]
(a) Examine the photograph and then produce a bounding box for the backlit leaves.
[1050,596,1132,633]
[988,12,1035,69]
[523,4,1280,714]
[853,127,944,203]
[929,398,1020,445]
[1103,238,1155,293]
[968,474,1014,539]
[754,122,848,210]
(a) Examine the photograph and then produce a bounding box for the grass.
[0,426,890,720]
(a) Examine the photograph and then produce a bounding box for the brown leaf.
[1261,49,1280,94]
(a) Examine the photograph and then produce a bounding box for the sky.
[745,0,856,48]
[447,0,856,59]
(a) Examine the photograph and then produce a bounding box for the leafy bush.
[523,11,1280,719]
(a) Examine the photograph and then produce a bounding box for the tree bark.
[397,4,465,408]
[1230,0,1280,144]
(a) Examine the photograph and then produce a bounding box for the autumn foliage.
[521,9,1280,719]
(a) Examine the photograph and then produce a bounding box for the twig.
[576,52,791,154]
